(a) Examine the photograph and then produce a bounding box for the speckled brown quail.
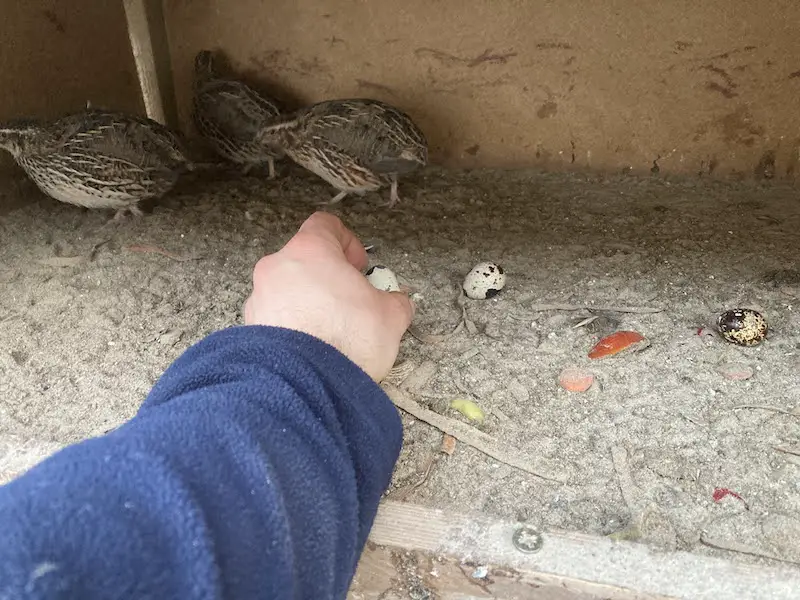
[192,49,283,178]
[0,109,191,220]
[256,98,427,207]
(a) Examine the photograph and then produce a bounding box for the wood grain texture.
[349,500,800,600]
[123,0,176,126]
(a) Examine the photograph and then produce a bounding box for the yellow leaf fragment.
[449,398,485,423]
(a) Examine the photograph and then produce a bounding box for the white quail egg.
[462,261,506,299]
[365,265,400,292]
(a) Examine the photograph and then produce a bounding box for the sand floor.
[1,164,798,570]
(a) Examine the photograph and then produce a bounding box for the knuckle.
[252,255,274,279]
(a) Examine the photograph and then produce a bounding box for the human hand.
[243,212,414,381]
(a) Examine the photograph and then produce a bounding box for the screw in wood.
[512,525,543,554]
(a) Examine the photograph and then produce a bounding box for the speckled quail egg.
[462,261,506,299]
[365,265,400,292]
[717,308,768,346]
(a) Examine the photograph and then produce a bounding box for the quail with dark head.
[192,49,284,178]
[257,98,427,207]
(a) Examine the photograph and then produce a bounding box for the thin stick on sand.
[529,303,663,314]
[732,404,800,418]
[382,383,569,483]
[699,532,800,566]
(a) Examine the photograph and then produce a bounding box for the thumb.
[383,291,415,335]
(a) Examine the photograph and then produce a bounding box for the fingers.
[243,294,254,325]
[383,290,415,334]
[295,211,367,270]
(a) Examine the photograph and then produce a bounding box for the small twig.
[383,361,416,387]
[773,445,800,457]
[382,384,569,483]
[609,446,680,544]
[699,532,800,566]
[611,445,641,515]
[466,48,518,67]
[732,404,799,417]
[399,361,438,392]
[679,412,705,427]
[387,456,436,502]
[89,238,110,261]
[573,316,599,329]
[508,313,533,321]
[125,245,202,262]
[530,303,663,314]
[458,347,481,361]
[408,319,464,344]
[38,256,87,268]
[461,305,477,334]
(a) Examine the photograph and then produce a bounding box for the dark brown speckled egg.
[717,308,768,346]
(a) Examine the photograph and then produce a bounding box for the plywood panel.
[0,1,142,120]
[163,0,800,179]
[0,0,143,180]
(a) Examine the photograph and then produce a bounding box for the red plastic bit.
[713,487,747,507]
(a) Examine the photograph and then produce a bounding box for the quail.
[0,109,191,220]
[257,98,427,207]
[192,49,283,178]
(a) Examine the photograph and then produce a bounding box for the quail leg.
[317,190,349,206]
[118,206,142,220]
[267,158,276,180]
[381,176,401,208]
[106,205,143,226]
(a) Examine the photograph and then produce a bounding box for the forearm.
[0,326,402,599]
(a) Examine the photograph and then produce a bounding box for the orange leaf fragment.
[558,367,594,392]
[588,330,646,359]
[441,434,457,455]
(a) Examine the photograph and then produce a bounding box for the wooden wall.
[0,1,143,173]
[162,0,800,180]
[3,1,800,180]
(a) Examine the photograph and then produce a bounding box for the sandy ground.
[0,164,798,570]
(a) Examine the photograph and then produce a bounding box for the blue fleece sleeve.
[0,326,402,599]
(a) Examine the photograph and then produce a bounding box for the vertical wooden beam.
[122,0,177,127]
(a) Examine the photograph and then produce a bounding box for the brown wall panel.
[0,1,143,174]
[4,1,800,179]
[0,1,142,119]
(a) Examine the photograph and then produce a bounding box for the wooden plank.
[122,0,177,126]
[348,545,620,600]
[350,500,800,600]
[350,545,650,600]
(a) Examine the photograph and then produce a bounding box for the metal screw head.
[512,525,543,553]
